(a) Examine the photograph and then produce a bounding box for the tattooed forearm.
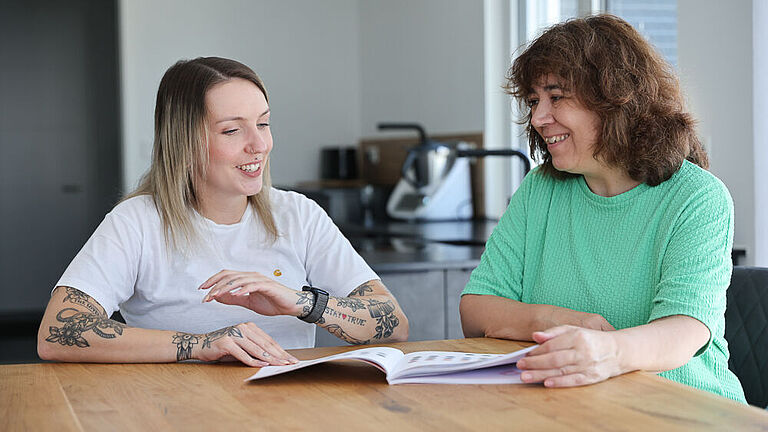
[295,291,315,318]
[172,333,199,361]
[323,306,367,326]
[62,287,104,316]
[348,283,374,297]
[365,299,399,339]
[324,324,369,345]
[202,326,242,349]
[46,308,125,347]
[335,297,366,312]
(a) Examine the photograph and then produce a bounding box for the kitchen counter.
[339,220,748,269]
[338,220,495,272]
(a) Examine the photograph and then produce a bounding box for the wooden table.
[3,338,767,431]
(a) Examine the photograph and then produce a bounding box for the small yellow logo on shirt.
[273,269,282,277]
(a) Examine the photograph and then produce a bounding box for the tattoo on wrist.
[349,283,374,297]
[202,326,243,349]
[173,333,199,361]
[46,308,125,348]
[295,291,315,318]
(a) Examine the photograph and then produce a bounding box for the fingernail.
[522,372,531,381]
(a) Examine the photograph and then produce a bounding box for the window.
[522,0,677,66]
[606,0,677,66]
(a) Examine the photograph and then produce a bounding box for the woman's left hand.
[199,270,302,317]
[516,325,625,387]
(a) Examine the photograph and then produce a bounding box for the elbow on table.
[458,295,489,338]
[37,322,74,362]
[392,314,409,342]
[37,330,60,361]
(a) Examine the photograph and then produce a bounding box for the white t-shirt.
[56,188,379,349]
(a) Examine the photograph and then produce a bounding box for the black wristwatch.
[298,286,329,323]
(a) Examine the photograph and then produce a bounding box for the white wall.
[120,0,485,191]
[677,0,755,264]
[119,0,362,190]
[358,0,484,137]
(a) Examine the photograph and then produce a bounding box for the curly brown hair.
[506,14,708,186]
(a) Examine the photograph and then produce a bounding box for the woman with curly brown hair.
[460,15,745,402]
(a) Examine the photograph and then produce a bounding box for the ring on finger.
[262,351,271,358]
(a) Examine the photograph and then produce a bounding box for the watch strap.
[299,286,329,323]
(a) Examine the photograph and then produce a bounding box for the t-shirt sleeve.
[461,170,532,300]
[647,179,734,355]
[55,210,141,316]
[299,197,379,298]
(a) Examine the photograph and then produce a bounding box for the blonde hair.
[124,57,278,250]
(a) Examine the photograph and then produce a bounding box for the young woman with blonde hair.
[38,57,408,366]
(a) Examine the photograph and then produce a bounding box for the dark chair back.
[724,266,768,407]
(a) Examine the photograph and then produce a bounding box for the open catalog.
[246,345,537,385]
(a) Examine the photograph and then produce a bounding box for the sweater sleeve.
[461,170,535,300]
[648,177,734,355]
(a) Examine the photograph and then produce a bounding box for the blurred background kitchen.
[1,0,766,359]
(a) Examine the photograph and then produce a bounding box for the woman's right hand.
[187,322,299,367]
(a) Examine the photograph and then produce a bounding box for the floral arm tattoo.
[172,333,199,361]
[45,288,125,348]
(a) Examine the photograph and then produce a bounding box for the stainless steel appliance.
[378,123,531,221]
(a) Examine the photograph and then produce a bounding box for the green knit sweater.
[463,160,745,402]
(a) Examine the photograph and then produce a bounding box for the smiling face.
[196,78,272,218]
[527,75,603,177]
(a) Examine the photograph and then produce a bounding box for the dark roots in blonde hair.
[126,57,278,249]
[506,14,708,186]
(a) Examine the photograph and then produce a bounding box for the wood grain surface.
[2,338,767,431]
